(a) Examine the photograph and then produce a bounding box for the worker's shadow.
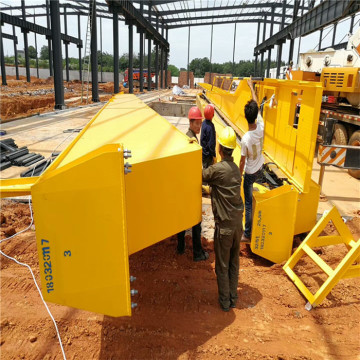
[98,235,262,360]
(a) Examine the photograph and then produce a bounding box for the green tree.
[168,64,179,76]
[40,45,49,60]
[189,57,211,77]
[28,45,37,59]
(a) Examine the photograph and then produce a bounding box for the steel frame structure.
[1,1,357,111]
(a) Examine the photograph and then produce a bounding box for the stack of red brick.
[204,73,233,89]
[178,71,194,89]
[158,70,172,88]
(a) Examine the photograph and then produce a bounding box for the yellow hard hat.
[218,126,236,149]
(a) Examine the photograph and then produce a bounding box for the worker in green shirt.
[202,126,244,311]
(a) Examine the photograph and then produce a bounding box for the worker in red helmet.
[177,106,209,262]
[201,104,216,169]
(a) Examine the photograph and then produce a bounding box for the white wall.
[171,76,204,84]
[4,66,124,82]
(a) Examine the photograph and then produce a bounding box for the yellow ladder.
[283,206,360,310]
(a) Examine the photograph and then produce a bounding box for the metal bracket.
[124,162,132,174]
[123,149,132,159]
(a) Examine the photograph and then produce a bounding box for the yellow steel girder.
[199,78,323,264]
[1,94,202,317]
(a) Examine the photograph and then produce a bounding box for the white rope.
[0,132,79,360]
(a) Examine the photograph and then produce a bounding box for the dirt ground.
[0,199,359,360]
[0,76,136,121]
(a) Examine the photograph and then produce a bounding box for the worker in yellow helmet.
[202,126,244,312]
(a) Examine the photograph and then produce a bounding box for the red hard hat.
[188,106,203,120]
[204,104,214,120]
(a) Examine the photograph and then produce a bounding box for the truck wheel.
[331,124,348,145]
[348,130,360,179]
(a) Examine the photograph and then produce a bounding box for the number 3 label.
[64,250,71,257]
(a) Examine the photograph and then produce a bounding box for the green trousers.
[214,221,242,309]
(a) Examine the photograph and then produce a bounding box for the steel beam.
[168,18,282,29]
[113,10,119,93]
[255,0,360,54]
[106,0,169,50]
[2,33,17,41]
[162,11,292,25]
[319,41,347,51]
[0,12,82,46]
[21,0,31,83]
[90,0,99,102]
[152,3,308,16]
[50,0,65,109]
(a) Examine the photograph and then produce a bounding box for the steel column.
[90,0,99,102]
[11,11,19,80]
[254,21,260,76]
[318,28,323,50]
[187,26,190,86]
[64,6,70,82]
[288,0,299,65]
[139,1,144,92]
[160,25,164,88]
[266,6,275,78]
[155,13,159,89]
[46,0,53,77]
[296,0,305,66]
[350,14,355,33]
[147,2,152,91]
[100,18,103,83]
[128,23,134,94]
[21,0,31,83]
[260,16,267,77]
[0,24,7,85]
[50,0,65,109]
[276,0,286,78]
[113,10,119,93]
[331,22,337,47]
[160,45,163,88]
[78,14,82,82]
[164,27,168,88]
[232,23,237,76]
[33,14,39,79]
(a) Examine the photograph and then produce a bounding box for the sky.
[1,0,359,70]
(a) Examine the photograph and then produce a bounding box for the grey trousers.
[214,221,242,309]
